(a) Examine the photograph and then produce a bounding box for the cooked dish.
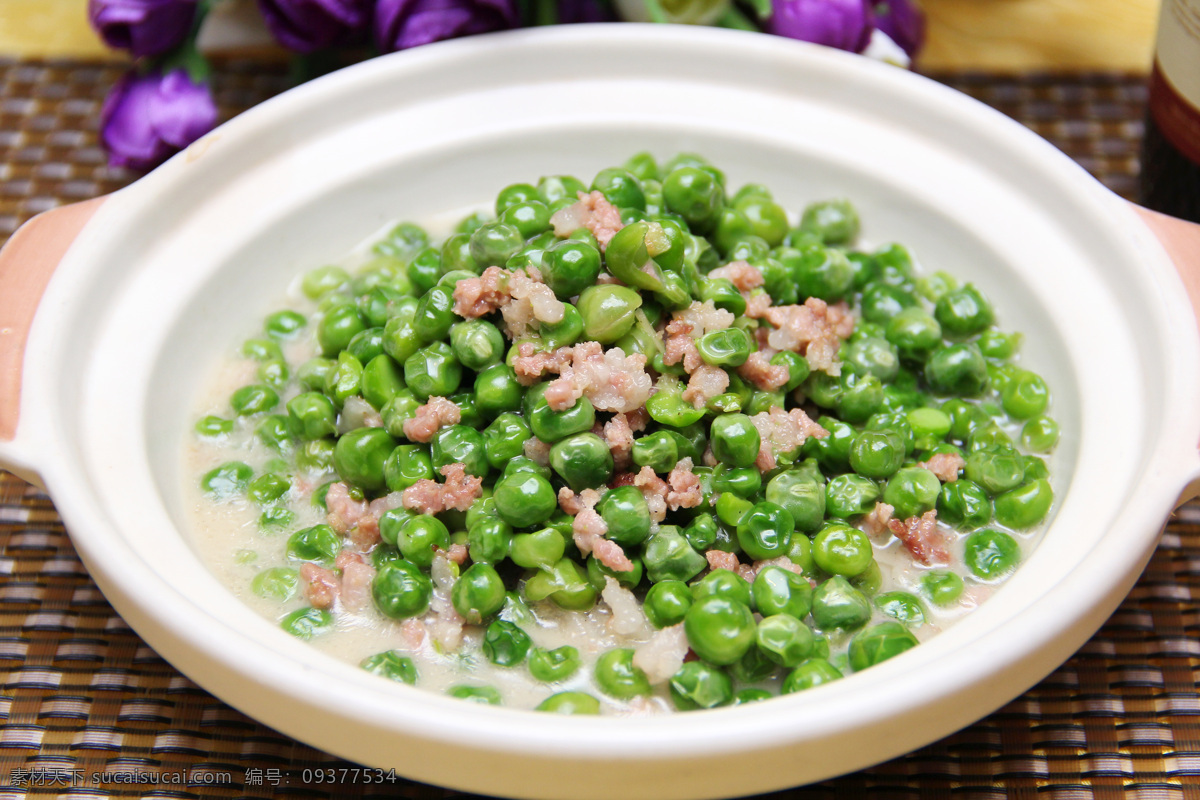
[184,152,1057,714]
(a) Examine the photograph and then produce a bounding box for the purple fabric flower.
[767,0,874,53]
[375,0,520,52]
[258,0,373,53]
[100,69,218,170]
[88,0,198,58]
[557,0,615,24]
[873,0,925,58]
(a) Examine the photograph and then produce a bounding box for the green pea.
[529,393,595,444]
[843,336,900,382]
[381,444,430,494]
[540,238,602,300]
[591,648,650,700]
[696,328,751,368]
[883,467,942,520]
[265,309,307,339]
[230,384,279,417]
[346,327,386,365]
[536,691,598,714]
[736,501,794,560]
[711,465,760,500]
[549,432,613,492]
[195,415,234,437]
[931,480,991,531]
[480,412,529,470]
[710,414,760,468]
[800,199,859,244]
[644,580,693,629]
[528,646,582,683]
[752,565,813,619]
[978,329,1021,359]
[430,425,488,479]
[921,570,964,605]
[682,512,718,551]
[691,569,752,608]
[480,619,531,668]
[317,303,365,357]
[683,596,755,666]
[372,561,434,623]
[508,528,565,570]
[644,527,707,584]
[372,221,428,262]
[449,685,502,705]
[287,524,340,563]
[994,478,1053,529]
[448,563,505,625]
[297,439,335,473]
[765,469,826,533]
[812,522,874,576]
[848,621,919,672]
[935,284,994,337]
[595,485,652,548]
[392,515,447,569]
[382,314,422,367]
[811,575,871,631]
[592,167,646,210]
[537,174,587,204]
[883,307,940,362]
[1021,415,1060,453]
[404,342,462,399]
[963,529,1020,579]
[523,557,597,611]
[699,276,747,316]
[333,427,396,492]
[247,473,290,505]
[252,415,291,453]
[281,607,333,640]
[468,221,524,268]
[925,343,989,397]
[462,517,509,564]
[660,167,721,230]
[302,265,349,299]
[780,658,843,693]
[361,651,418,685]
[647,382,706,427]
[756,614,815,668]
[845,432,902,482]
[862,283,917,326]
[1001,370,1049,419]
[631,431,679,474]
[447,320,503,372]
[794,245,854,301]
[500,200,552,241]
[715,492,753,528]
[669,661,734,711]
[576,285,642,344]
[201,461,253,497]
[284,392,335,441]
[357,355,403,411]
[242,337,283,363]
[493,471,557,529]
[965,446,1026,495]
[251,567,299,601]
[734,196,788,246]
[732,688,773,705]
[875,591,927,627]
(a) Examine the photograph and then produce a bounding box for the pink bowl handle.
[0,198,105,442]
[1130,203,1200,340]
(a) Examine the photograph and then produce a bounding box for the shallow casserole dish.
[1,24,1200,800]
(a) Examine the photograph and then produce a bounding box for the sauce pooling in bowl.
[184,152,1058,713]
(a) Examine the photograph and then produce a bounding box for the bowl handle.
[0,197,105,483]
[1129,203,1200,502]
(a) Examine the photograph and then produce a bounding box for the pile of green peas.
[195,151,1057,713]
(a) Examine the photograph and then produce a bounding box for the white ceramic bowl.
[2,25,1199,800]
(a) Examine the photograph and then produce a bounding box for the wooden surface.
[0,0,1163,72]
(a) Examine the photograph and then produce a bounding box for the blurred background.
[0,0,1163,70]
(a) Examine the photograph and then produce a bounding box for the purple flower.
[375,0,520,52]
[100,69,218,170]
[873,0,925,58]
[767,0,874,53]
[88,0,198,58]
[258,0,373,53]
[557,0,615,24]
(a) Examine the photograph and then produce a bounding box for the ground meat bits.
[452,265,509,319]
[707,261,764,292]
[737,351,790,391]
[749,407,829,471]
[862,502,895,538]
[918,452,966,483]
[763,297,855,375]
[549,190,625,250]
[887,509,950,565]
[400,463,483,515]
[666,457,703,511]
[402,396,461,443]
[682,364,730,409]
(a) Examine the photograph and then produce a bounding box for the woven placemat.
[3,58,1194,799]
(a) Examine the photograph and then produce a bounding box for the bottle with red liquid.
[1140,0,1200,222]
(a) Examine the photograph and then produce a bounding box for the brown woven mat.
[2,58,1194,798]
